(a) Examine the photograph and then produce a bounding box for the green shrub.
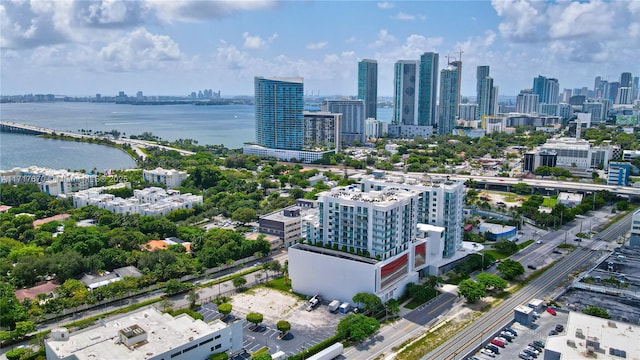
[209,353,229,360]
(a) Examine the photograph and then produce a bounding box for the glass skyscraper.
[532,75,559,104]
[254,76,304,150]
[438,63,461,135]
[393,60,419,125]
[358,59,378,120]
[418,52,439,127]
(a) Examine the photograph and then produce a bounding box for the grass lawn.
[483,250,508,260]
[518,240,534,250]
[542,197,557,207]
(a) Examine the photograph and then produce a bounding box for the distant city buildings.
[302,111,341,151]
[325,99,365,146]
[532,75,559,104]
[476,65,498,118]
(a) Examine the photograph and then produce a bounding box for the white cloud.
[146,0,277,23]
[97,28,182,71]
[369,29,397,48]
[345,36,357,44]
[306,41,328,50]
[392,12,415,20]
[547,1,614,40]
[377,2,394,10]
[243,32,266,49]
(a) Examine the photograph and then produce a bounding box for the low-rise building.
[544,312,639,360]
[630,209,640,248]
[143,167,188,188]
[0,166,97,196]
[607,163,632,186]
[479,223,517,242]
[244,233,282,252]
[45,307,243,360]
[73,187,202,216]
[242,144,335,163]
[259,207,302,248]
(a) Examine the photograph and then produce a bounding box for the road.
[422,211,634,360]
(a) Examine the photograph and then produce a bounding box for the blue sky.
[1,0,639,97]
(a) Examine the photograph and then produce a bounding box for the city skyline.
[1,0,639,97]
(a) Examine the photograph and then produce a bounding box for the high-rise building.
[615,87,633,104]
[478,76,497,117]
[458,103,478,121]
[438,62,461,135]
[476,65,490,101]
[254,76,304,150]
[532,75,559,104]
[303,111,341,151]
[358,59,378,120]
[325,99,365,146]
[516,89,539,114]
[393,60,419,125]
[621,72,632,87]
[361,175,465,258]
[607,82,620,102]
[418,52,439,126]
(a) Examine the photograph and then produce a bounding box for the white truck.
[307,343,344,360]
[328,300,341,313]
[306,294,321,311]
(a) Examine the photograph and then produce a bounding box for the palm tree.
[187,289,200,309]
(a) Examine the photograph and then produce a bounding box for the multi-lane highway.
[422,212,634,360]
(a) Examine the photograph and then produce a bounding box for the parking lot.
[197,288,342,358]
[469,308,568,360]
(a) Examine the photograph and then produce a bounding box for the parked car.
[499,331,514,341]
[547,307,557,316]
[504,327,518,336]
[526,346,540,355]
[528,264,537,270]
[480,349,496,357]
[555,324,564,332]
[486,344,500,354]
[519,352,534,360]
[496,336,510,344]
[529,343,543,351]
[533,340,545,348]
[491,338,506,348]
[549,329,558,336]
[574,238,582,242]
[552,249,561,254]
[523,348,538,358]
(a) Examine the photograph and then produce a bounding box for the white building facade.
[143,167,188,188]
[45,307,243,360]
[0,166,97,196]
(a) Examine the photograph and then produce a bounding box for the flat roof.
[545,311,640,360]
[46,307,228,360]
[290,244,378,265]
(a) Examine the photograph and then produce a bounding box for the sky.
[1,0,639,98]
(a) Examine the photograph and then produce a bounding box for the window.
[214,334,221,340]
[183,344,197,353]
[215,344,222,350]
[199,338,213,346]
[171,351,182,358]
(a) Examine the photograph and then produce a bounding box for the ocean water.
[0,102,393,171]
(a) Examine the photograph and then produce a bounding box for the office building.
[254,76,304,150]
[607,163,632,186]
[607,81,620,102]
[302,111,341,151]
[259,207,303,248]
[516,89,539,114]
[387,124,434,139]
[458,103,478,121]
[358,59,378,119]
[325,99,365,146]
[523,149,557,173]
[615,87,633,104]
[582,100,608,123]
[361,174,464,259]
[482,115,506,134]
[438,62,461,135]
[418,52,439,126]
[44,307,243,360]
[393,60,419,125]
[532,75,559,104]
[142,167,188,189]
[630,209,640,248]
[621,72,632,87]
[365,118,388,139]
[544,312,639,360]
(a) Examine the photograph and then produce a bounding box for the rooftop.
[318,185,419,205]
[290,243,378,265]
[46,307,229,360]
[545,311,640,360]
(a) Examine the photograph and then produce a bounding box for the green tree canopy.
[457,279,486,303]
[497,259,525,280]
[246,312,264,328]
[232,276,247,289]
[231,207,257,224]
[276,320,291,335]
[352,292,383,315]
[493,240,518,256]
[583,305,610,319]
[251,353,272,360]
[476,272,508,291]
[337,314,380,341]
[218,303,232,316]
